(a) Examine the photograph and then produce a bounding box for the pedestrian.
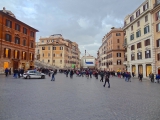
[51,72,55,81]
[156,74,159,83]
[103,74,110,88]
[132,72,135,77]
[89,70,92,78]
[66,70,69,77]
[100,71,104,82]
[5,68,9,77]
[149,73,154,83]
[128,72,131,82]
[139,73,143,82]
[70,70,73,78]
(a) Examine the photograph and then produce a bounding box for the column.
[135,64,138,77]
[142,64,146,78]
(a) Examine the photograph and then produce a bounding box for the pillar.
[135,64,138,77]
[142,64,146,78]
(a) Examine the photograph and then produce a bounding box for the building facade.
[151,0,160,74]
[123,0,154,78]
[97,28,125,71]
[37,34,80,69]
[81,56,96,69]
[0,7,38,72]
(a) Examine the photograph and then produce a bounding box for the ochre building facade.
[0,7,38,72]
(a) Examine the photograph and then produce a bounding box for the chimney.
[3,7,5,11]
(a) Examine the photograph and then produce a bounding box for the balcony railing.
[154,0,160,8]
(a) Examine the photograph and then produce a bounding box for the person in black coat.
[103,74,110,88]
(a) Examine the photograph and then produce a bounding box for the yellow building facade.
[36,34,80,69]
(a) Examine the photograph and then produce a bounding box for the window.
[48,47,50,50]
[130,34,134,40]
[136,9,140,17]
[22,52,26,60]
[30,53,34,61]
[117,60,121,65]
[145,15,148,22]
[43,53,44,57]
[117,53,121,57]
[60,60,62,64]
[143,2,148,11]
[48,60,50,63]
[60,47,63,50]
[157,53,160,61]
[42,47,45,50]
[137,21,140,27]
[15,24,20,31]
[137,42,141,48]
[23,27,27,34]
[145,39,150,46]
[30,42,33,48]
[144,25,150,34]
[131,45,135,50]
[53,54,55,57]
[60,53,62,57]
[117,46,120,49]
[156,23,160,32]
[15,37,20,44]
[30,31,34,37]
[156,11,160,21]
[5,34,11,42]
[145,50,151,58]
[137,52,142,60]
[136,30,141,38]
[131,54,135,61]
[6,19,12,28]
[116,33,121,36]
[117,39,119,43]
[48,53,50,57]
[130,15,134,22]
[53,47,56,50]
[131,26,133,31]
[3,48,11,58]
[23,40,26,46]
[156,39,160,47]
[14,50,19,59]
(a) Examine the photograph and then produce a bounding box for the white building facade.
[123,0,154,78]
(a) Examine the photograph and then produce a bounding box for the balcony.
[154,0,160,8]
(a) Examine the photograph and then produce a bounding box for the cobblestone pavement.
[0,74,160,120]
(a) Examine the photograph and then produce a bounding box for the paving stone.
[0,74,160,120]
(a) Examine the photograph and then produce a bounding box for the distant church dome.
[2,7,16,18]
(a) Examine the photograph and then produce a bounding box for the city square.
[0,74,160,120]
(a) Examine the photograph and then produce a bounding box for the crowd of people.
[4,67,160,84]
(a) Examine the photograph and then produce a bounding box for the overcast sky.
[1,0,145,57]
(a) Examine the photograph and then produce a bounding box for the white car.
[23,70,45,79]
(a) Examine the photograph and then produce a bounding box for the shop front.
[132,65,136,73]
[146,64,152,77]
[138,65,143,74]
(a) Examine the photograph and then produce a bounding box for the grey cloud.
[0,0,145,57]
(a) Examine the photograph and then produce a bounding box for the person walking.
[139,73,143,82]
[89,70,92,78]
[128,72,131,82]
[156,74,159,83]
[51,72,55,81]
[149,73,154,83]
[70,70,73,78]
[103,74,110,88]
[5,68,9,77]
[100,71,104,82]
[132,72,135,77]
[66,70,69,77]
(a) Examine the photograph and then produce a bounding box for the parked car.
[23,70,45,79]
